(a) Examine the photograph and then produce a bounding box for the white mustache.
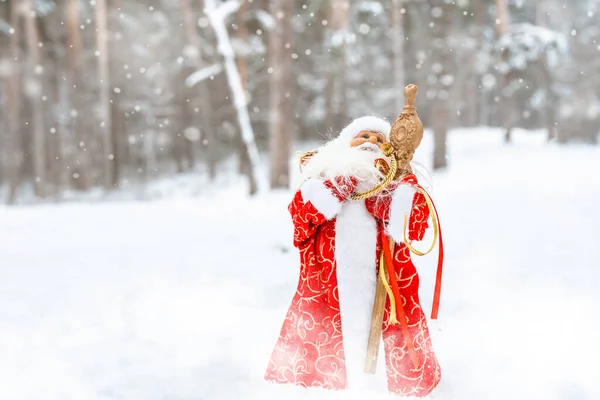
[359,142,381,152]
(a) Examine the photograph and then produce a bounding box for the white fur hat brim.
[336,116,392,143]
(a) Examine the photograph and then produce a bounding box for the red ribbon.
[421,184,443,320]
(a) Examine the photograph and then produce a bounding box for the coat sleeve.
[289,179,343,247]
[406,189,430,241]
[383,183,430,244]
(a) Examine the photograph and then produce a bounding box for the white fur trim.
[300,179,342,220]
[334,201,385,386]
[386,184,417,243]
[337,116,392,143]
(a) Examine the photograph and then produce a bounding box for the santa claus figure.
[264,116,441,397]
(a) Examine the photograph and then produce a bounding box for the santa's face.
[350,130,387,153]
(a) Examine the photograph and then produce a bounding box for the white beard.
[302,139,390,390]
[300,139,390,193]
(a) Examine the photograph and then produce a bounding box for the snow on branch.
[327,29,355,48]
[496,23,568,74]
[207,0,241,22]
[204,0,262,191]
[185,63,224,87]
[0,19,12,35]
[34,0,56,16]
[357,1,384,14]
[252,9,276,31]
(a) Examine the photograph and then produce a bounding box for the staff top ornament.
[389,84,424,178]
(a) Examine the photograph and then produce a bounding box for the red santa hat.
[336,115,392,144]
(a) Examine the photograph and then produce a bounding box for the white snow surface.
[1,128,600,400]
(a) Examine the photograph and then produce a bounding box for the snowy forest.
[0,0,598,203]
[2,2,600,399]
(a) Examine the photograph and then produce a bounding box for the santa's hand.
[374,158,390,175]
[386,183,417,243]
[299,177,356,220]
[324,176,359,202]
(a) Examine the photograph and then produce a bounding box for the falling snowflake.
[184,127,201,142]
[431,7,443,18]
[359,24,370,35]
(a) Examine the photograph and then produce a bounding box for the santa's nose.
[368,136,377,143]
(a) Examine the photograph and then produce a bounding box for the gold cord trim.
[350,143,397,201]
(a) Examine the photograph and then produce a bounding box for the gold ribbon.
[379,249,399,325]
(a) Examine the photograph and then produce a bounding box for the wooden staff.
[364,246,391,374]
[364,84,425,374]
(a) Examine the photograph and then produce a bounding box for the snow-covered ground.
[1,128,599,400]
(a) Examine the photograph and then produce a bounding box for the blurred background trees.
[0,0,598,203]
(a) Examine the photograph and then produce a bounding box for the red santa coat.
[264,174,441,397]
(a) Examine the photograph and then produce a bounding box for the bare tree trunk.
[237,1,248,91]
[458,0,486,127]
[44,32,61,198]
[66,0,91,191]
[0,82,6,187]
[23,0,46,197]
[236,1,249,179]
[472,0,487,126]
[536,0,548,26]
[0,4,6,189]
[66,0,82,78]
[109,68,124,182]
[478,0,491,126]
[337,6,349,129]
[535,0,557,142]
[325,68,335,132]
[181,0,216,179]
[268,0,293,189]
[325,3,334,133]
[0,37,8,187]
[174,72,189,173]
[537,60,558,142]
[325,0,349,131]
[494,0,514,143]
[391,0,405,113]
[494,0,509,34]
[108,0,123,186]
[430,0,455,170]
[95,0,115,189]
[57,72,70,193]
[5,1,23,203]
